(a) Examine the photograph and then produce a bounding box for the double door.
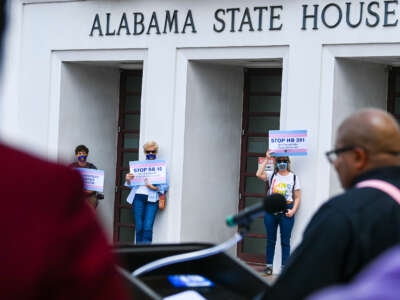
[112,68,283,251]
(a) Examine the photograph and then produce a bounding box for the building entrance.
[114,70,142,243]
[237,68,282,265]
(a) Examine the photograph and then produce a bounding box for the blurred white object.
[164,290,206,300]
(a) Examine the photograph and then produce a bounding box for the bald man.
[262,109,400,300]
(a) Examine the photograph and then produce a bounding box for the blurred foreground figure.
[263,108,400,300]
[308,245,400,300]
[0,145,128,299]
[0,3,127,300]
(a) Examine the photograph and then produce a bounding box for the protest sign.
[258,157,275,172]
[129,160,167,186]
[269,130,308,156]
[76,168,105,192]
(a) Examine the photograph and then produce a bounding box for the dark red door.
[237,68,282,264]
[114,70,142,243]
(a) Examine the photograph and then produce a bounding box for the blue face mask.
[78,155,88,162]
[277,162,288,170]
[146,154,157,160]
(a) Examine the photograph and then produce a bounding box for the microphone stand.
[131,204,288,278]
[131,201,287,277]
[132,226,250,277]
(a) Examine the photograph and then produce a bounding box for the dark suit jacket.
[263,166,400,300]
[0,144,128,299]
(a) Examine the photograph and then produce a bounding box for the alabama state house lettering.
[89,1,400,37]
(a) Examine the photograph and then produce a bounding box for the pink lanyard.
[356,179,400,205]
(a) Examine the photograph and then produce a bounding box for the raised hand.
[125,173,134,182]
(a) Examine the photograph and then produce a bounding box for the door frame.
[237,68,282,264]
[388,67,400,120]
[113,70,142,243]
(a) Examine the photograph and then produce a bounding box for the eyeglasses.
[145,150,157,154]
[326,146,400,164]
[276,160,289,163]
[325,146,355,164]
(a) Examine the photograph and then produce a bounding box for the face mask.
[277,162,288,170]
[78,155,88,162]
[146,154,157,160]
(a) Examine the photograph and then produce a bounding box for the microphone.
[132,194,286,277]
[226,193,287,227]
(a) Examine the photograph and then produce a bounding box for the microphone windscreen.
[264,193,287,214]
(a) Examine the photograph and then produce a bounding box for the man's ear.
[353,148,368,170]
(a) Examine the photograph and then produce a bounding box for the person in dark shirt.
[69,144,101,209]
[262,108,400,300]
[70,144,97,170]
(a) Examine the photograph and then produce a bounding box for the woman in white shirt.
[256,150,301,276]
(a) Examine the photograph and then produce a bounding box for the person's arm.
[264,205,353,300]
[286,189,300,218]
[157,169,169,195]
[256,150,272,182]
[125,173,134,186]
[145,178,159,191]
[158,183,169,194]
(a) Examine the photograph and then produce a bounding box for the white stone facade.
[1,0,399,270]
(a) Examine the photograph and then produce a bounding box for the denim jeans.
[264,204,295,266]
[132,194,159,244]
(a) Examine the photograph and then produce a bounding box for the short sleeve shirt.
[266,172,300,203]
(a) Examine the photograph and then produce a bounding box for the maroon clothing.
[0,144,128,300]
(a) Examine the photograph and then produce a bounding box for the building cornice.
[21,0,86,5]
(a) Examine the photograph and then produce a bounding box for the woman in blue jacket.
[125,141,169,244]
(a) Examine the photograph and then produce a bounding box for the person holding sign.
[69,145,103,209]
[256,150,301,276]
[125,141,169,244]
